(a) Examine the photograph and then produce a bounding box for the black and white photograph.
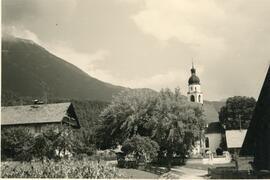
[1,0,270,179]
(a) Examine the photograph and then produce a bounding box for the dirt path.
[171,166,209,179]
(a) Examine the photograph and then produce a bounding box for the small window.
[191,86,193,91]
[35,126,41,133]
[198,95,201,102]
[195,87,197,91]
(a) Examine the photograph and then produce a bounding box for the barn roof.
[1,102,79,126]
[226,129,247,148]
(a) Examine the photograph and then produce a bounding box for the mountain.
[2,36,126,103]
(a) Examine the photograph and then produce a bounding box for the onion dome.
[188,64,200,85]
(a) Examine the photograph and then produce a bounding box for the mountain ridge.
[2,36,126,102]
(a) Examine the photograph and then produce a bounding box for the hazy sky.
[2,0,270,101]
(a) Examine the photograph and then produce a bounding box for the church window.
[198,95,201,102]
[195,87,197,91]
[205,137,209,148]
[191,86,193,91]
[190,95,195,102]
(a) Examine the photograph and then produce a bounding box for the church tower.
[187,63,203,104]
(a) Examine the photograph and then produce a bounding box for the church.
[186,64,225,156]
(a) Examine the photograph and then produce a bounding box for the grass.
[183,162,235,171]
[118,168,159,179]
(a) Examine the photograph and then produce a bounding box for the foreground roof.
[241,65,270,170]
[226,129,247,148]
[1,102,78,126]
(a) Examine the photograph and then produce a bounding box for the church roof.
[189,100,224,126]
[205,122,224,134]
[188,75,200,85]
[188,64,200,85]
[203,101,219,124]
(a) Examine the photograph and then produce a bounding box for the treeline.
[1,126,95,161]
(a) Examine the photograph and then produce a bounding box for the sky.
[2,0,270,101]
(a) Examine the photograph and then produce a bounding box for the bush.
[1,127,34,161]
[1,159,126,178]
[121,135,159,163]
[1,126,97,161]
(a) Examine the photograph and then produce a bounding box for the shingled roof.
[241,65,270,170]
[1,102,80,127]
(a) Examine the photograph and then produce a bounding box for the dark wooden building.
[1,102,80,134]
[241,65,270,170]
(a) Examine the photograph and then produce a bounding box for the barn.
[1,102,80,134]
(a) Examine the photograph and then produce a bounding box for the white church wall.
[205,133,222,153]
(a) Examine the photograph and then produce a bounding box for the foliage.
[121,135,159,162]
[1,127,34,161]
[71,130,96,157]
[98,88,205,167]
[1,126,96,161]
[219,96,256,130]
[1,159,125,178]
[151,88,205,166]
[97,89,158,149]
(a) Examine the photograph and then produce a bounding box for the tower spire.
[191,61,196,74]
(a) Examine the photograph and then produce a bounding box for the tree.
[150,88,205,168]
[97,89,158,149]
[97,88,205,168]
[121,135,159,163]
[1,127,34,161]
[219,96,256,130]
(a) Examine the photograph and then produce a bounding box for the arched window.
[205,137,209,148]
[195,87,197,91]
[191,86,193,91]
[190,95,195,102]
[198,95,201,102]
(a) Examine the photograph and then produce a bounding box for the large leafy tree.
[219,96,256,130]
[97,88,205,168]
[151,89,205,168]
[97,89,158,149]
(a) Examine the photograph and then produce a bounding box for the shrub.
[121,135,160,163]
[1,159,126,178]
[1,127,34,161]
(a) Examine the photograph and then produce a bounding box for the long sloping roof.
[226,129,247,148]
[241,65,270,170]
[1,102,72,125]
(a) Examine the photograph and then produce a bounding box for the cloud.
[2,26,42,44]
[2,0,270,100]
